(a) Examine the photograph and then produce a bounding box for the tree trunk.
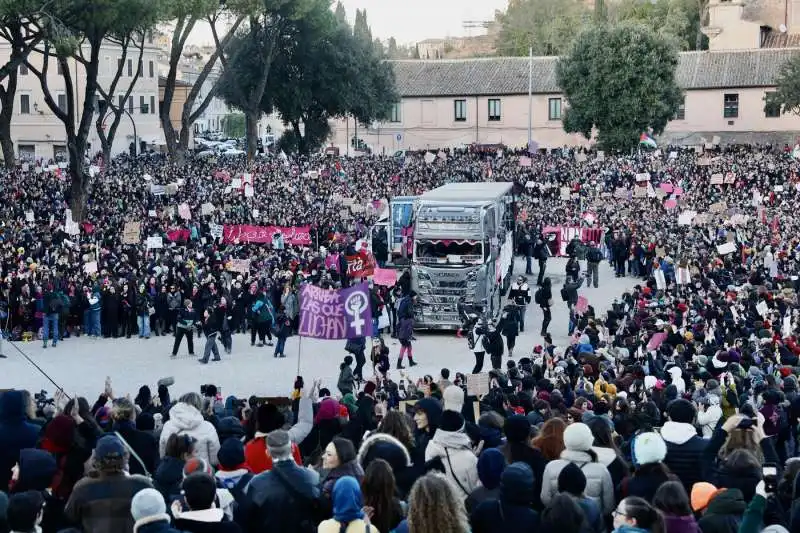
[68,160,89,222]
[0,70,18,168]
[292,120,306,155]
[246,111,259,164]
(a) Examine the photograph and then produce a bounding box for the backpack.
[534,288,544,305]
[560,287,569,301]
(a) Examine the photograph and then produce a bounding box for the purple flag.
[298,282,373,340]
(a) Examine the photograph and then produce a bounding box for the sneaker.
[197,359,208,364]
[279,353,286,358]
[0,354,6,358]
[212,358,221,362]
[257,342,264,347]
[409,360,418,367]
[267,341,274,347]
[42,344,47,349]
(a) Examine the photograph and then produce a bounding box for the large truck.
[411,183,516,330]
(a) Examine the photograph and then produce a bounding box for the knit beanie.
[131,488,167,522]
[667,399,696,424]
[504,415,531,443]
[563,422,594,452]
[631,432,667,466]
[217,438,246,470]
[439,410,465,432]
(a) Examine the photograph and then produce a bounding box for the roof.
[420,182,513,202]
[389,48,800,97]
[158,76,192,88]
[761,31,800,48]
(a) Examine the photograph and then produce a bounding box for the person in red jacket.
[244,394,313,473]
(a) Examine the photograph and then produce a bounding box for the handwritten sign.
[372,267,398,286]
[122,221,141,244]
[466,373,490,397]
[146,236,163,249]
[227,258,251,274]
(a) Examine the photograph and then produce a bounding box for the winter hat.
[183,457,212,477]
[762,526,790,533]
[217,438,246,469]
[691,482,720,512]
[563,423,594,452]
[363,381,377,397]
[631,432,667,466]
[477,448,506,490]
[443,385,465,412]
[266,429,292,458]
[16,449,57,491]
[439,410,465,432]
[667,399,697,424]
[136,412,155,431]
[42,414,76,452]
[95,435,125,460]
[131,488,167,522]
[256,403,286,433]
[557,462,587,496]
[504,415,532,443]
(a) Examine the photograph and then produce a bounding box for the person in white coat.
[424,410,479,499]
[159,392,221,467]
[540,422,614,515]
[696,395,722,438]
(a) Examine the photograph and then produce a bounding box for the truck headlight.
[466,270,477,282]
[417,270,431,281]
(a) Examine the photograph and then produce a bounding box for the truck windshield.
[415,239,482,265]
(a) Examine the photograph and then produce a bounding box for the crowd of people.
[1,142,800,533]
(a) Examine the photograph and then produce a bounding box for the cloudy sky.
[187,0,508,46]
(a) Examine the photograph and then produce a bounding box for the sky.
[186,0,509,46]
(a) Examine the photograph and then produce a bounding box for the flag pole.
[296,335,302,376]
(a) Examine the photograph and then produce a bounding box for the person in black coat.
[110,398,159,476]
[173,473,241,533]
[0,391,41,491]
[536,278,553,336]
[172,300,198,358]
[661,399,708,494]
[470,462,540,533]
[499,415,547,511]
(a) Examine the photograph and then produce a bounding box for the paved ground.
[2,258,639,399]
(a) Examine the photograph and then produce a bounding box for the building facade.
[1,38,163,162]
[329,48,800,152]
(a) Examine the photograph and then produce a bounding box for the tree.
[556,22,682,151]
[260,2,397,154]
[353,8,371,44]
[609,0,706,50]
[216,0,316,163]
[765,54,800,116]
[159,0,248,163]
[495,0,589,56]
[94,30,147,164]
[333,0,346,24]
[222,112,245,137]
[387,36,398,58]
[24,0,164,220]
[0,0,54,167]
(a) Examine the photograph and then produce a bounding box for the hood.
[432,428,472,450]
[332,476,365,523]
[414,398,443,430]
[168,402,204,431]
[500,462,535,505]
[477,448,506,490]
[0,391,27,423]
[17,449,57,491]
[660,421,698,445]
[357,433,412,469]
[175,508,224,523]
[592,446,619,466]
[706,488,746,516]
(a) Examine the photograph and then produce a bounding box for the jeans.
[89,309,101,336]
[200,332,220,363]
[137,314,151,338]
[221,330,232,353]
[525,254,532,274]
[42,313,59,346]
[587,262,599,288]
[274,336,287,356]
[517,305,526,332]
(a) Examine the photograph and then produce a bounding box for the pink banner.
[223,224,312,245]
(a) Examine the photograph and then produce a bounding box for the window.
[149,60,154,78]
[20,94,30,114]
[147,30,153,43]
[57,93,67,112]
[454,99,467,121]
[117,58,123,73]
[389,102,401,123]
[140,95,148,114]
[548,98,562,120]
[128,96,133,114]
[127,58,133,77]
[488,98,501,121]
[138,60,143,76]
[56,61,63,75]
[765,92,781,117]
[19,63,27,75]
[676,96,686,120]
[150,95,156,114]
[723,93,739,118]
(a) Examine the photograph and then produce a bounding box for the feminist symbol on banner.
[345,291,369,336]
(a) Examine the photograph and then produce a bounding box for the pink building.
[329,48,800,152]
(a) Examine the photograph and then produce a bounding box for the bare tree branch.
[24,43,69,124]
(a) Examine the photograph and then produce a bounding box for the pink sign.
[659,183,674,193]
[222,224,312,245]
[673,187,684,196]
[647,332,667,350]
[373,267,398,286]
[575,295,588,315]
[663,199,677,209]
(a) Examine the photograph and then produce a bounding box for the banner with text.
[222,224,312,246]
[299,282,373,340]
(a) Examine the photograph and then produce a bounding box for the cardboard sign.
[678,211,696,225]
[716,242,736,255]
[83,261,98,274]
[122,221,141,244]
[146,236,163,249]
[560,187,571,200]
[635,173,650,182]
[466,373,490,397]
[227,258,251,274]
[209,223,224,239]
[710,174,724,185]
[709,202,727,213]
[178,203,191,220]
[372,267,397,286]
[596,151,605,162]
[724,172,736,184]
[148,209,157,217]
[424,152,436,164]
[647,332,667,350]
[519,156,532,167]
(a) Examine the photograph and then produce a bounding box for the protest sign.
[659,183,674,194]
[244,184,254,197]
[424,152,436,164]
[519,156,532,167]
[635,173,650,182]
[231,178,242,189]
[575,152,587,163]
[25,211,34,222]
[677,211,696,225]
[227,258,251,274]
[647,332,667,350]
[165,183,178,195]
[122,221,141,244]
[201,202,215,216]
[373,267,398,286]
[345,250,376,278]
[298,282,373,339]
[709,202,727,213]
[664,199,677,209]
[65,209,80,235]
[83,261,98,274]
[560,187,571,200]
[716,242,736,255]
[596,151,605,161]
[575,296,589,315]
[222,224,312,246]
[724,172,736,184]
[178,203,191,220]
[146,236,163,249]
[466,374,490,397]
[525,181,536,189]
[209,223,224,239]
[710,174,724,185]
[148,209,157,217]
